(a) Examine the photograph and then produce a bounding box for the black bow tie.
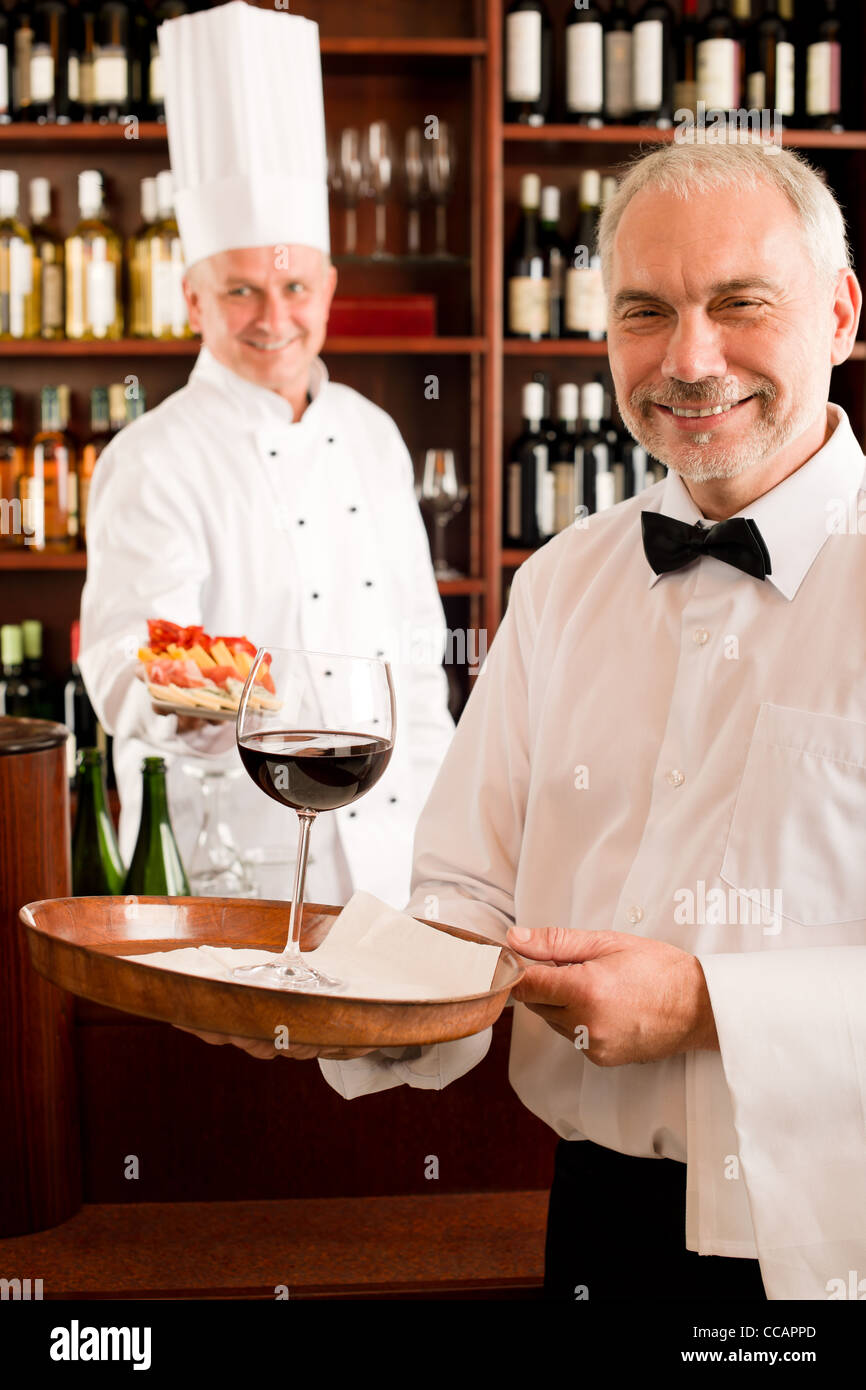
[641,511,772,581]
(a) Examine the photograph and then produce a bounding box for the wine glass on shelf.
[336,127,364,256]
[232,648,396,991]
[362,120,394,259]
[404,126,425,256]
[182,763,258,898]
[417,448,469,580]
[424,121,457,259]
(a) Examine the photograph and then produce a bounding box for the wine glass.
[424,121,457,259]
[416,448,469,579]
[362,120,394,259]
[182,763,258,898]
[232,648,396,991]
[404,126,425,256]
[336,128,364,255]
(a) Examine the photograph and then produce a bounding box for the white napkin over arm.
[698,945,866,1300]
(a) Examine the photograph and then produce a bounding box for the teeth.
[669,400,745,418]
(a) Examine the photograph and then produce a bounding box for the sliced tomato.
[206,663,241,689]
[256,666,276,695]
[147,619,181,652]
[219,635,258,657]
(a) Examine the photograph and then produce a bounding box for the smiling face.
[607,182,855,493]
[183,244,337,409]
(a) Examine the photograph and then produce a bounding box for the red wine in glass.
[232,649,396,991]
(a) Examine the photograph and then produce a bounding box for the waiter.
[79,2,454,905]
[318,137,866,1301]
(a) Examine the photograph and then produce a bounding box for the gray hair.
[598,136,853,294]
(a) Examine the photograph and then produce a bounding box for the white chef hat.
[158,0,330,267]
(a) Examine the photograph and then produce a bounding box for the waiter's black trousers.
[544,1138,768,1301]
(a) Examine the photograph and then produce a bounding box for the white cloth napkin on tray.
[124,890,501,1001]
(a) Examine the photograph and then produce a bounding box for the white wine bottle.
[144,169,189,339]
[65,169,123,340]
[0,170,37,340]
[29,176,64,340]
[127,175,157,337]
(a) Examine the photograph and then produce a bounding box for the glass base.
[231,959,346,992]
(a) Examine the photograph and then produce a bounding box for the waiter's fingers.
[508,924,626,965]
[520,1001,580,1042]
[511,961,590,1008]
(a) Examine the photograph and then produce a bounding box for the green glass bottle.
[71,747,125,894]
[123,755,190,896]
[21,619,55,719]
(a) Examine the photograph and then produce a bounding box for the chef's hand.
[172,1024,376,1060]
[506,925,719,1066]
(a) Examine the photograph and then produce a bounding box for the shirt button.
[298,518,305,526]
[693,628,709,645]
[269,449,278,457]
[312,592,319,599]
[626,906,644,925]
[348,811,356,818]
[349,505,358,513]
[666,769,685,787]
[389,796,397,803]
[364,580,373,587]
[327,437,335,444]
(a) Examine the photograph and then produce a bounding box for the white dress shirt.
[80,346,454,904]
[320,401,866,1300]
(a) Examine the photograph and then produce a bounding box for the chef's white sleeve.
[78,432,235,760]
[318,568,534,1098]
[697,945,866,1299]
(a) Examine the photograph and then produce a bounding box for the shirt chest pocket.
[720,703,866,927]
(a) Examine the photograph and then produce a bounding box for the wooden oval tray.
[19,896,523,1048]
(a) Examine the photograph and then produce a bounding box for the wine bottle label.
[632,20,663,111]
[67,472,79,537]
[552,463,576,534]
[150,51,163,103]
[697,38,738,110]
[20,476,45,547]
[86,254,117,336]
[506,12,542,103]
[67,54,80,103]
[0,44,7,113]
[674,79,698,115]
[30,48,55,102]
[509,274,550,336]
[566,22,603,114]
[507,461,522,541]
[152,260,173,334]
[612,461,626,504]
[79,56,95,107]
[535,447,552,537]
[564,265,606,335]
[9,237,33,296]
[806,42,840,117]
[94,49,128,104]
[14,29,32,107]
[42,262,63,330]
[747,70,765,111]
[595,470,616,512]
[604,31,632,119]
[776,42,795,117]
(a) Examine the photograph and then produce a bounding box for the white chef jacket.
[79,346,454,905]
[321,401,866,1301]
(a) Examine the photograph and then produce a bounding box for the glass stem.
[281,810,316,959]
[435,201,448,256]
[345,205,357,255]
[375,200,387,254]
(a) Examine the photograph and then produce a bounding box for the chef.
[79,1,454,907]
[317,137,866,1302]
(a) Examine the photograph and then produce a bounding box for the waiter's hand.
[506,925,719,1066]
[172,1024,376,1061]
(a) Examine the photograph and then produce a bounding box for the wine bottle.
[20,384,77,552]
[29,176,64,340]
[0,625,31,716]
[674,0,700,118]
[21,619,55,719]
[576,382,610,516]
[504,0,552,127]
[0,386,25,548]
[71,747,125,894]
[507,173,549,341]
[64,618,102,779]
[65,169,123,340]
[632,0,674,128]
[68,1,97,122]
[697,0,740,118]
[552,382,580,533]
[564,169,605,342]
[531,369,559,456]
[29,1,69,124]
[124,756,191,896]
[125,384,146,424]
[12,3,34,120]
[145,169,189,338]
[505,381,552,549]
[778,0,801,125]
[78,385,110,545]
[604,2,633,125]
[599,381,627,504]
[564,0,604,128]
[539,185,565,339]
[93,0,130,124]
[732,0,752,115]
[806,0,842,132]
[0,170,37,339]
[0,7,11,124]
[748,2,795,124]
[127,176,157,337]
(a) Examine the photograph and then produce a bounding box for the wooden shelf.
[437,577,486,595]
[501,549,534,568]
[320,38,486,56]
[503,124,866,150]
[504,339,608,356]
[0,337,486,357]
